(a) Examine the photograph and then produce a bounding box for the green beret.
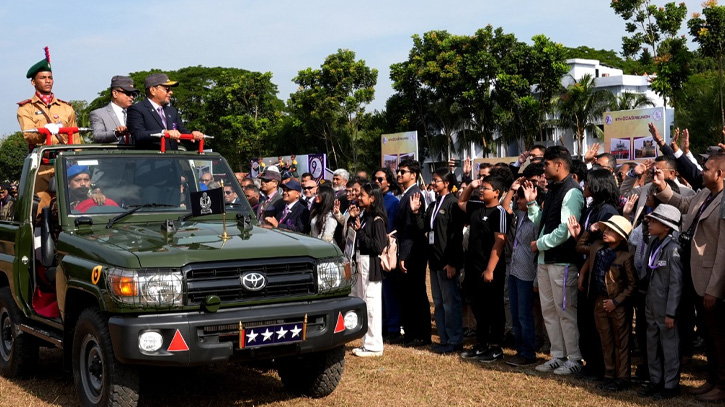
[26,59,52,79]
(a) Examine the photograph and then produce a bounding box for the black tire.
[277,345,345,398]
[72,308,139,407]
[0,286,38,378]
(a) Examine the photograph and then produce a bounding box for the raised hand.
[410,192,422,214]
[682,129,690,154]
[670,128,680,153]
[463,157,472,175]
[648,122,663,144]
[518,150,530,165]
[652,168,667,192]
[623,193,639,218]
[522,180,538,203]
[510,176,525,193]
[333,199,340,215]
[584,142,601,164]
[566,215,581,241]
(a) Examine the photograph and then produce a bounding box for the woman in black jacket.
[411,168,465,354]
[349,183,388,357]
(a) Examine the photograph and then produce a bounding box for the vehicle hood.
[60,221,341,268]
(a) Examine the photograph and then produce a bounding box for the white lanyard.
[430,193,447,229]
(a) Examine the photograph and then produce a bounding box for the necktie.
[157,106,167,129]
[122,109,127,126]
[281,206,291,222]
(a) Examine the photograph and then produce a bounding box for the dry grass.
[0,273,712,406]
[0,344,711,407]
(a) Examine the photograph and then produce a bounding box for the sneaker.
[535,357,566,372]
[461,345,488,359]
[478,346,504,363]
[553,359,583,375]
[352,347,383,357]
[506,354,537,367]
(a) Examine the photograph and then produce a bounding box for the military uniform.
[17,94,80,145]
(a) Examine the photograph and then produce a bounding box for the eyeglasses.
[397,169,410,175]
[375,177,385,183]
[224,190,233,195]
[480,186,494,191]
[115,89,136,97]
[157,85,172,93]
[302,186,315,190]
[431,178,444,183]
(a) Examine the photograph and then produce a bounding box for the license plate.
[239,321,306,349]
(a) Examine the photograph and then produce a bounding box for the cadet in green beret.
[17,47,81,146]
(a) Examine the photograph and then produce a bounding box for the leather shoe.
[696,387,725,402]
[690,382,715,395]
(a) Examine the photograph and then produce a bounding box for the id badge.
[429,231,435,245]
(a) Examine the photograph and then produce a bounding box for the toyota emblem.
[241,272,267,291]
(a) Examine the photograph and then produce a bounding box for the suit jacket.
[414,193,464,269]
[620,175,694,227]
[90,103,124,143]
[127,99,189,150]
[657,185,725,298]
[256,191,283,224]
[644,235,683,318]
[275,200,310,234]
[582,240,638,305]
[394,184,428,264]
[659,143,703,191]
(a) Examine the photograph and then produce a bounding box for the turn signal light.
[111,276,138,297]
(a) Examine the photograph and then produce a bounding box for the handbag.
[379,230,398,272]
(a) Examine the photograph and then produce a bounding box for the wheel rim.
[79,333,104,404]
[0,307,13,362]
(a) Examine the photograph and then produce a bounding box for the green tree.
[689,1,725,128]
[0,132,28,182]
[674,70,723,148]
[556,73,615,157]
[288,49,378,171]
[612,91,655,110]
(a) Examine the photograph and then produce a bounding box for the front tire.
[72,308,139,407]
[277,345,345,398]
[0,286,38,378]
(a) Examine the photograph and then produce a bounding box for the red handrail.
[150,132,213,153]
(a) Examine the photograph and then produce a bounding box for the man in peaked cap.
[127,72,204,150]
[17,47,81,146]
[90,76,140,143]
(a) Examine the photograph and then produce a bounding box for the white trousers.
[353,254,383,352]
[537,263,581,360]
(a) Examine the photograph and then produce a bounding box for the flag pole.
[220,180,230,240]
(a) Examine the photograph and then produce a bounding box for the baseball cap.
[259,169,281,182]
[110,75,139,94]
[700,146,724,160]
[281,180,302,192]
[144,73,179,89]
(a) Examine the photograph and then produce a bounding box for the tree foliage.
[288,49,377,171]
[0,132,28,182]
[689,1,725,128]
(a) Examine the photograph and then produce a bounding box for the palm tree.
[556,73,615,157]
[612,91,655,111]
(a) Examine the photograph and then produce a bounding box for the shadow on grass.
[452,346,710,407]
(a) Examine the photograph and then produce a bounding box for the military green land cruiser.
[0,144,366,407]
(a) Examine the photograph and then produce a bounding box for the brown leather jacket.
[579,239,638,306]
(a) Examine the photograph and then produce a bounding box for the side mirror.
[40,207,55,268]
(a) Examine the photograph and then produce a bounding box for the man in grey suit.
[90,76,139,143]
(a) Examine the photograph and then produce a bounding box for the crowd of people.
[13,50,725,402]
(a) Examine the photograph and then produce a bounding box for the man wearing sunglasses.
[128,73,204,150]
[90,76,140,143]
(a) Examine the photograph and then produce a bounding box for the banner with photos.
[603,107,665,162]
[381,131,419,171]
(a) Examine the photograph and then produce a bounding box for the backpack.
[379,229,398,272]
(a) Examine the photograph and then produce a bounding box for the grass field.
[0,273,712,407]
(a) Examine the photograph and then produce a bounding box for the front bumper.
[107,296,367,366]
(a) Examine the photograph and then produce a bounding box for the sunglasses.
[397,169,410,175]
[302,186,315,190]
[224,191,233,195]
[375,177,385,182]
[115,89,136,97]
[157,85,172,92]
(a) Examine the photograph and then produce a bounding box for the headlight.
[316,257,353,293]
[107,268,183,306]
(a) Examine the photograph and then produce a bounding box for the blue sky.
[0,0,705,137]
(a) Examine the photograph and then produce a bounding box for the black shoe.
[653,387,680,400]
[631,369,649,383]
[602,379,630,392]
[506,354,537,367]
[637,383,661,397]
[431,343,463,355]
[384,332,404,345]
[461,345,488,359]
[478,346,504,363]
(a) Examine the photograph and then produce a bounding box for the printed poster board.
[381,131,419,171]
[603,107,665,162]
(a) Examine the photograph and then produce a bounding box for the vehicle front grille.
[184,257,316,305]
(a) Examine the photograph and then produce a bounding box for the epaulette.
[17,99,31,106]
[56,98,71,105]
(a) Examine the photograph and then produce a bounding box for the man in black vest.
[523,146,585,375]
